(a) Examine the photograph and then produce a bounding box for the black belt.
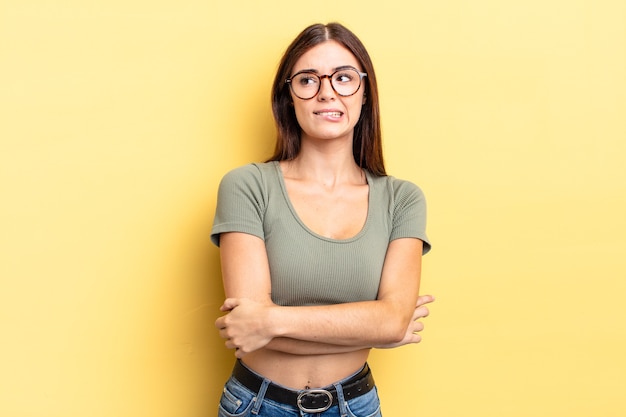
[232,360,375,413]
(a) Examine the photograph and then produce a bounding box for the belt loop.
[333,382,348,417]
[251,378,271,415]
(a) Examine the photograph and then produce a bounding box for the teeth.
[316,111,342,117]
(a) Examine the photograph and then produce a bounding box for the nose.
[317,75,335,100]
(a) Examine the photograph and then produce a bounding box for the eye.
[295,73,319,87]
[334,71,355,84]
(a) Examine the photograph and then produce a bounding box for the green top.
[211,161,430,306]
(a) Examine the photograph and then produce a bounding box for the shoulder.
[370,173,431,253]
[212,163,276,246]
[369,173,426,204]
[220,162,274,181]
[219,162,277,190]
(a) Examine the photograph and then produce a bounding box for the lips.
[313,110,343,118]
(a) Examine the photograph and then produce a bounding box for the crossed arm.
[214,232,434,358]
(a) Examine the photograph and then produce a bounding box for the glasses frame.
[285,66,367,100]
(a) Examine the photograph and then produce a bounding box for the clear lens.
[331,69,361,96]
[291,73,320,99]
[289,68,364,99]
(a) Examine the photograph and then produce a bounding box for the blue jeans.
[217,365,382,417]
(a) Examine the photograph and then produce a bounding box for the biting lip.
[313,109,344,117]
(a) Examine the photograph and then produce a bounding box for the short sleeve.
[210,164,267,246]
[389,179,431,254]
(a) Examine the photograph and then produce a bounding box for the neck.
[282,138,364,186]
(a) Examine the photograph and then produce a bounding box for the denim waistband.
[232,360,375,412]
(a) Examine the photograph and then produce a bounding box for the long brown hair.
[267,23,386,176]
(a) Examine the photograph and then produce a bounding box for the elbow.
[381,319,408,344]
[390,329,407,345]
[371,301,415,344]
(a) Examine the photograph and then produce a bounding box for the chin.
[305,129,352,142]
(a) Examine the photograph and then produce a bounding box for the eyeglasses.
[286,66,367,100]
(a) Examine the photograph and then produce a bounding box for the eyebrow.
[296,65,359,74]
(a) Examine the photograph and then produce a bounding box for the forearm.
[217,293,435,357]
[219,297,412,354]
[267,300,411,347]
[266,337,370,355]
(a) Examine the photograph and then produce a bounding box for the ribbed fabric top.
[211,162,430,306]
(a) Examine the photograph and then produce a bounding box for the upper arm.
[375,179,429,323]
[389,179,430,254]
[211,165,272,303]
[376,237,424,324]
[211,165,267,246]
[219,232,273,303]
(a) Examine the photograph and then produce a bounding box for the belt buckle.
[297,389,333,413]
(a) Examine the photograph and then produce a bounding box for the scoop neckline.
[271,160,372,243]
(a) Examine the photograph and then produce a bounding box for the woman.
[212,22,433,417]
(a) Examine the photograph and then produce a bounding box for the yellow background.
[1,1,625,416]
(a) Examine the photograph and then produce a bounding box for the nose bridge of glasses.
[313,74,334,96]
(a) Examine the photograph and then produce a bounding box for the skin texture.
[214,40,434,389]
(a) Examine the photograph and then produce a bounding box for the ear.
[362,94,367,105]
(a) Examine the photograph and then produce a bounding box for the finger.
[215,317,225,329]
[411,321,425,333]
[411,305,430,321]
[220,298,240,312]
[416,305,430,318]
[416,294,435,307]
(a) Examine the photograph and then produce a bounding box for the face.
[289,40,366,144]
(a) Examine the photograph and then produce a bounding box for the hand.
[214,298,275,358]
[375,294,435,349]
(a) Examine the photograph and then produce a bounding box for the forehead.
[292,40,361,73]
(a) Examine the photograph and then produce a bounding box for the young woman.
[212,22,433,417]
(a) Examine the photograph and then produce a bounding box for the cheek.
[349,100,365,122]
[292,105,308,128]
